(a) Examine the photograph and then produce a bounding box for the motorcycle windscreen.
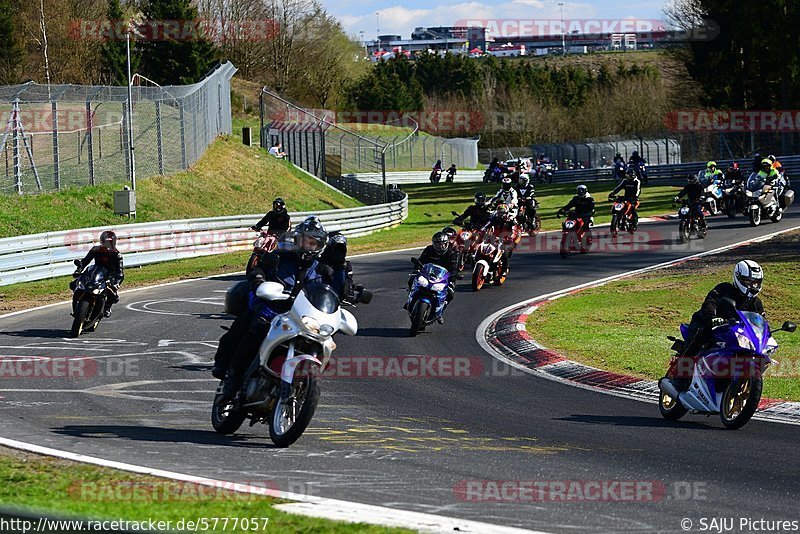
[302,283,340,314]
[739,311,769,353]
[82,265,108,289]
[421,263,448,283]
[746,173,765,192]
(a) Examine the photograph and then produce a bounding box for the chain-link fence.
[0,62,236,195]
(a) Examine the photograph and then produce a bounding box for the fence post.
[77,131,81,165]
[12,101,21,194]
[121,105,129,174]
[156,99,164,174]
[86,101,95,186]
[178,101,187,169]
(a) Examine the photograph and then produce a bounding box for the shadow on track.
[1,329,71,339]
[52,425,279,448]
[356,327,410,338]
[555,414,714,430]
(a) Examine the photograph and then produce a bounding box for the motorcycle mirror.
[451,210,459,216]
[780,321,797,333]
[411,257,422,268]
[255,281,290,301]
[73,259,82,267]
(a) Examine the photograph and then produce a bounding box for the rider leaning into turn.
[557,185,595,227]
[668,260,766,391]
[608,166,642,228]
[453,192,492,230]
[252,198,291,236]
[216,218,332,400]
[73,231,124,318]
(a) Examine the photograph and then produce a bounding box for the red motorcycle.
[558,210,593,259]
[246,229,279,274]
[609,196,638,237]
[450,211,485,271]
[471,232,508,291]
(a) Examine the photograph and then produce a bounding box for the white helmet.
[733,260,763,298]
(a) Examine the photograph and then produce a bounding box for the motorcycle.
[608,196,637,237]
[633,161,648,185]
[69,261,112,338]
[429,168,442,184]
[745,172,785,227]
[675,198,707,243]
[659,298,796,429]
[721,177,745,219]
[517,198,541,235]
[471,232,509,291]
[406,259,450,337]
[211,281,363,447]
[445,167,456,182]
[450,211,484,271]
[698,171,723,215]
[557,210,593,259]
[535,163,555,184]
[246,229,279,274]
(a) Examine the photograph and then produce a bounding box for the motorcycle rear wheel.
[409,301,429,337]
[658,387,687,420]
[269,374,320,447]
[70,300,90,338]
[211,390,247,435]
[720,377,762,430]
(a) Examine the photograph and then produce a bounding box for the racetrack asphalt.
[1,211,799,533]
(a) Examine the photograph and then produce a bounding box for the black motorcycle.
[675,198,707,243]
[721,177,745,219]
[69,261,112,337]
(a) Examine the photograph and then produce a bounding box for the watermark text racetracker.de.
[665,110,800,132]
[68,478,316,501]
[0,357,138,379]
[69,18,278,42]
[454,480,708,503]
[321,356,525,379]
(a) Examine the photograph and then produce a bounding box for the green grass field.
[526,231,800,401]
[0,447,410,533]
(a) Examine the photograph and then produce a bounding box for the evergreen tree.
[100,0,138,85]
[0,0,21,84]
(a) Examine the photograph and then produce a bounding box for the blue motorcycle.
[406,259,450,337]
[659,299,796,429]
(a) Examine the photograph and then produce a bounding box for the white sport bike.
[212,281,359,447]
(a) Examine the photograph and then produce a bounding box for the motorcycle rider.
[674,173,706,221]
[608,166,641,230]
[408,232,457,323]
[613,152,626,180]
[515,174,538,228]
[668,260,766,391]
[217,218,331,399]
[557,185,595,228]
[702,161,723,185]
[726,162,744,184]
[453,192,492,230]
[318,231,356,302]
[72,230,124,318]
[757,158,781,184]
[252,198,291,236]
[446,163,457,181]
[490,177,519,216]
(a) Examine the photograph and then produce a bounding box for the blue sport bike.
[659,298,796,429]
[406,259,450,337]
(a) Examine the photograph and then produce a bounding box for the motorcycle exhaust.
[658,377,680,400]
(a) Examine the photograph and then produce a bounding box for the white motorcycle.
[698,171,723,215]
[744,172,785,227]
[212,282,359,447]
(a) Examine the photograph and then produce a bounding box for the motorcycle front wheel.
[409,300,429,336]
[679,221,690,243]
[610,213,619,237]
[559,234,570,259]
[720,377,762,429]
[658,387,687,420]
[749,208,761,227]
[471,265,485,291]
[269,374,320,447]
[70,300,91,338]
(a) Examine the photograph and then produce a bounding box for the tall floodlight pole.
[126,29,136,191]
[559,3,566,55]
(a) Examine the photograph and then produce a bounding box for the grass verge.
[525,231,800,401]
[0,180,680,315]
[0,446,410,533]
[0,136,358,238]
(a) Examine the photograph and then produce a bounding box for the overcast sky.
[327,0,668,40]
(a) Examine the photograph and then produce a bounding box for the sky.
[326,0,668,41]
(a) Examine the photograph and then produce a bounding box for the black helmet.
[442,226,457,242]
[99,230,117,250]
[273,198,286,213]
[625,166,637,178]
[501,177,512,191]
[688,173,699,184]
[292,218,327,260]
[432,231,449,253]
[615,152,622,158]
[632,150,639,157]
[576,184,588,197]
[474,192,486,206]
[327,231,347,247]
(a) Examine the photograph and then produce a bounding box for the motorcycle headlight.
[564,221,575,229]
[416,276,429,287]
[320,324,335,337]
[745,190,756,198]
[301,316,321,334]
[735,332,755,351]
[92,288,102,295]
[431,282,447,292]
[679,207,689,215]
[460,231,471,240]
[614,203,624,210]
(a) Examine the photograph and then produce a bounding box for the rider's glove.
[608,195,614,201]
[250,225,259,231]
[673,196,680,203]
[711,317,726,328]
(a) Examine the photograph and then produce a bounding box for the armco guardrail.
[355,170,484,185]
[0,196,407,286]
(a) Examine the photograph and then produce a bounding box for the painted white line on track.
[0,435,546,533]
